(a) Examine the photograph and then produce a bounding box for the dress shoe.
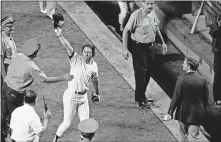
[215,100,221,106]
[138,102,150,109]
[40,9,47,14]
[144,97,154,103]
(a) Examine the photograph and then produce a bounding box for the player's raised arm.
[55,30,75,57]
[53,13,75,57]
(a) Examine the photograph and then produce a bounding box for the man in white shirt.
[10,90,51,142]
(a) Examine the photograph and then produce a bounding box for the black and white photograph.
[1,0,221,142]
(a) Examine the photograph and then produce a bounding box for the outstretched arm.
[55,30,75,57]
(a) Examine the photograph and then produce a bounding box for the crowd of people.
[1,0,221,142]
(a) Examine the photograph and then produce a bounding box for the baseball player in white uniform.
[52,28,100,142]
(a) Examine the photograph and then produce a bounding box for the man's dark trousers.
[2,82,24,120]
[213,51,221,102]
[131,40,154,103]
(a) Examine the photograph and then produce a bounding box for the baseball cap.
[22,38,40,56]
[78,118,99,133]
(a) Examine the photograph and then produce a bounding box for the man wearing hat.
[2,38,73,124]
[1,14,17,142]
[1,15,17,84]
[78,118,99,142]
[164,57,209,141]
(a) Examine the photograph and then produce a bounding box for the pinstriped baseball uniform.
[56,52,98,137]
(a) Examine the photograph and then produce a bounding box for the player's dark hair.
[81,132,95,140]
[82,44,95,57]
[28,43,41,59]
[185,57,199,71]
[24,90,37,104]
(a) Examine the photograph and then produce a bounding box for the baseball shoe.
[47,13,53,19]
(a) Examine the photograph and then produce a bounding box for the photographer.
[10,90,51,142]
[209,15,221,105]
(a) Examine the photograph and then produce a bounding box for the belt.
[134,40,153,46]
[75,90,87,95]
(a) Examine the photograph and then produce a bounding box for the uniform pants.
[213,51,221,102]
[131,40,155,103]
[178,121,200,141]
[1,64,9,141]
[56,88,89,137]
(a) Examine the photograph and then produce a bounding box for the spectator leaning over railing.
[164,57,209,141]
[209,15,221,106]
[9,90,51,142]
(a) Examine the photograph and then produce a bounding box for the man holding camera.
[10,90,51,142]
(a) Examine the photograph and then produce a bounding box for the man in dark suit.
[209,15,221,106]
[164,57,209,141]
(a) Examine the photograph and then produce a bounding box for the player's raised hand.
[55,28,62,37]
[63,73,74,81]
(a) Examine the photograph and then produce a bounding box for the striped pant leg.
[78,94,89,121]
[56,89,77,137]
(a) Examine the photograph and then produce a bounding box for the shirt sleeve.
[124,11,138,32]
[29,114,43,135]
[91,62,99,80]
[31,63,47,84]
[152,10,160,26]
[1,40,6,56]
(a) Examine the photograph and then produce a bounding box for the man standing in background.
[122,0,167,108]
[165,57,208,141]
